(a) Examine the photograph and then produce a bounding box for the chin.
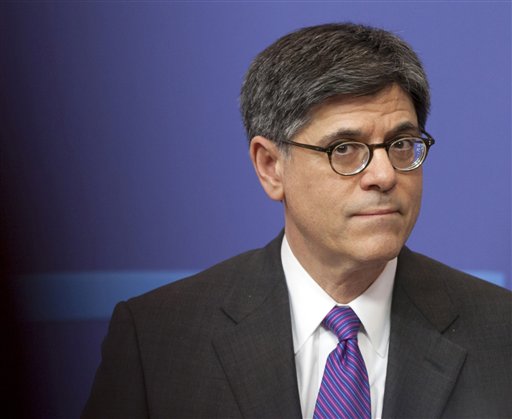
[350,237,404,264]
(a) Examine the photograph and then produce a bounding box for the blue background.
[1,2,510,417]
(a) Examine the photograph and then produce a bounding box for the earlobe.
[249,136,285,201]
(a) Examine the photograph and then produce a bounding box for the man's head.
[240,22,430,146]
[243,23,434,293]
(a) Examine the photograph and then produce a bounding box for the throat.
[317,266,383,303]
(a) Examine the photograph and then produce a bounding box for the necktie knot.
[322,306,361,341]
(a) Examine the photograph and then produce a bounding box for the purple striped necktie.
[313,306,371,419]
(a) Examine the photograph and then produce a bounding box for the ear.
[249,136,285,201]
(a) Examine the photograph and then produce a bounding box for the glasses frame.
[281,130,435,176]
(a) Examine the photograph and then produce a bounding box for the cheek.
[283,166,346,223]
[405,174,423,223]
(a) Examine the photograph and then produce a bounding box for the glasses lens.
[331,142,370,175]
[389,138,426,171]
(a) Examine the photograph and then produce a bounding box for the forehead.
[298,84,419,141]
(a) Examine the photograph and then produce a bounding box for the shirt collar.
[281,235,395,357]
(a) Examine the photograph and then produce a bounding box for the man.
[83,23,511,418]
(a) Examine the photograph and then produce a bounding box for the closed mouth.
[353,208,400,216]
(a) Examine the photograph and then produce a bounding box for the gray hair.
[240,23,430,146]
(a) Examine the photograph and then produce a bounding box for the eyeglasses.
[281,131,435,176]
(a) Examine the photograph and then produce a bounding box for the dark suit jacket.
[83,234,511,418]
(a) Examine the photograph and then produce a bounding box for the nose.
[359,148,397,192]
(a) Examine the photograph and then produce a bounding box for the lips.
[353,208,400,216]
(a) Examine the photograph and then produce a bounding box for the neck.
[285,231,387,304]
[317,263,386,304]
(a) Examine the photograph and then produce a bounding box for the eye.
[333,142,359,155]
[391,139,414,150]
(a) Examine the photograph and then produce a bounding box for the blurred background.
[1,2,510,417]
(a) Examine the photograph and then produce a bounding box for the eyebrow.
[318,121,420,145]
[387,121,421,138]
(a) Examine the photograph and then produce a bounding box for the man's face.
[281,84,423,269]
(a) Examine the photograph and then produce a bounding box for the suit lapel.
[382,248,467,418]
[212,234,302,418]
[210,239,467,418]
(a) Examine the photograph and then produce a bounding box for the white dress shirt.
[281,236,396,419]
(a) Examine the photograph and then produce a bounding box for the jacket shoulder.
[399,247,511,321]
[125,233,284,314]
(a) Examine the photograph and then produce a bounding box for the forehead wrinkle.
[316,120,419,146]
[295,85,419,146]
